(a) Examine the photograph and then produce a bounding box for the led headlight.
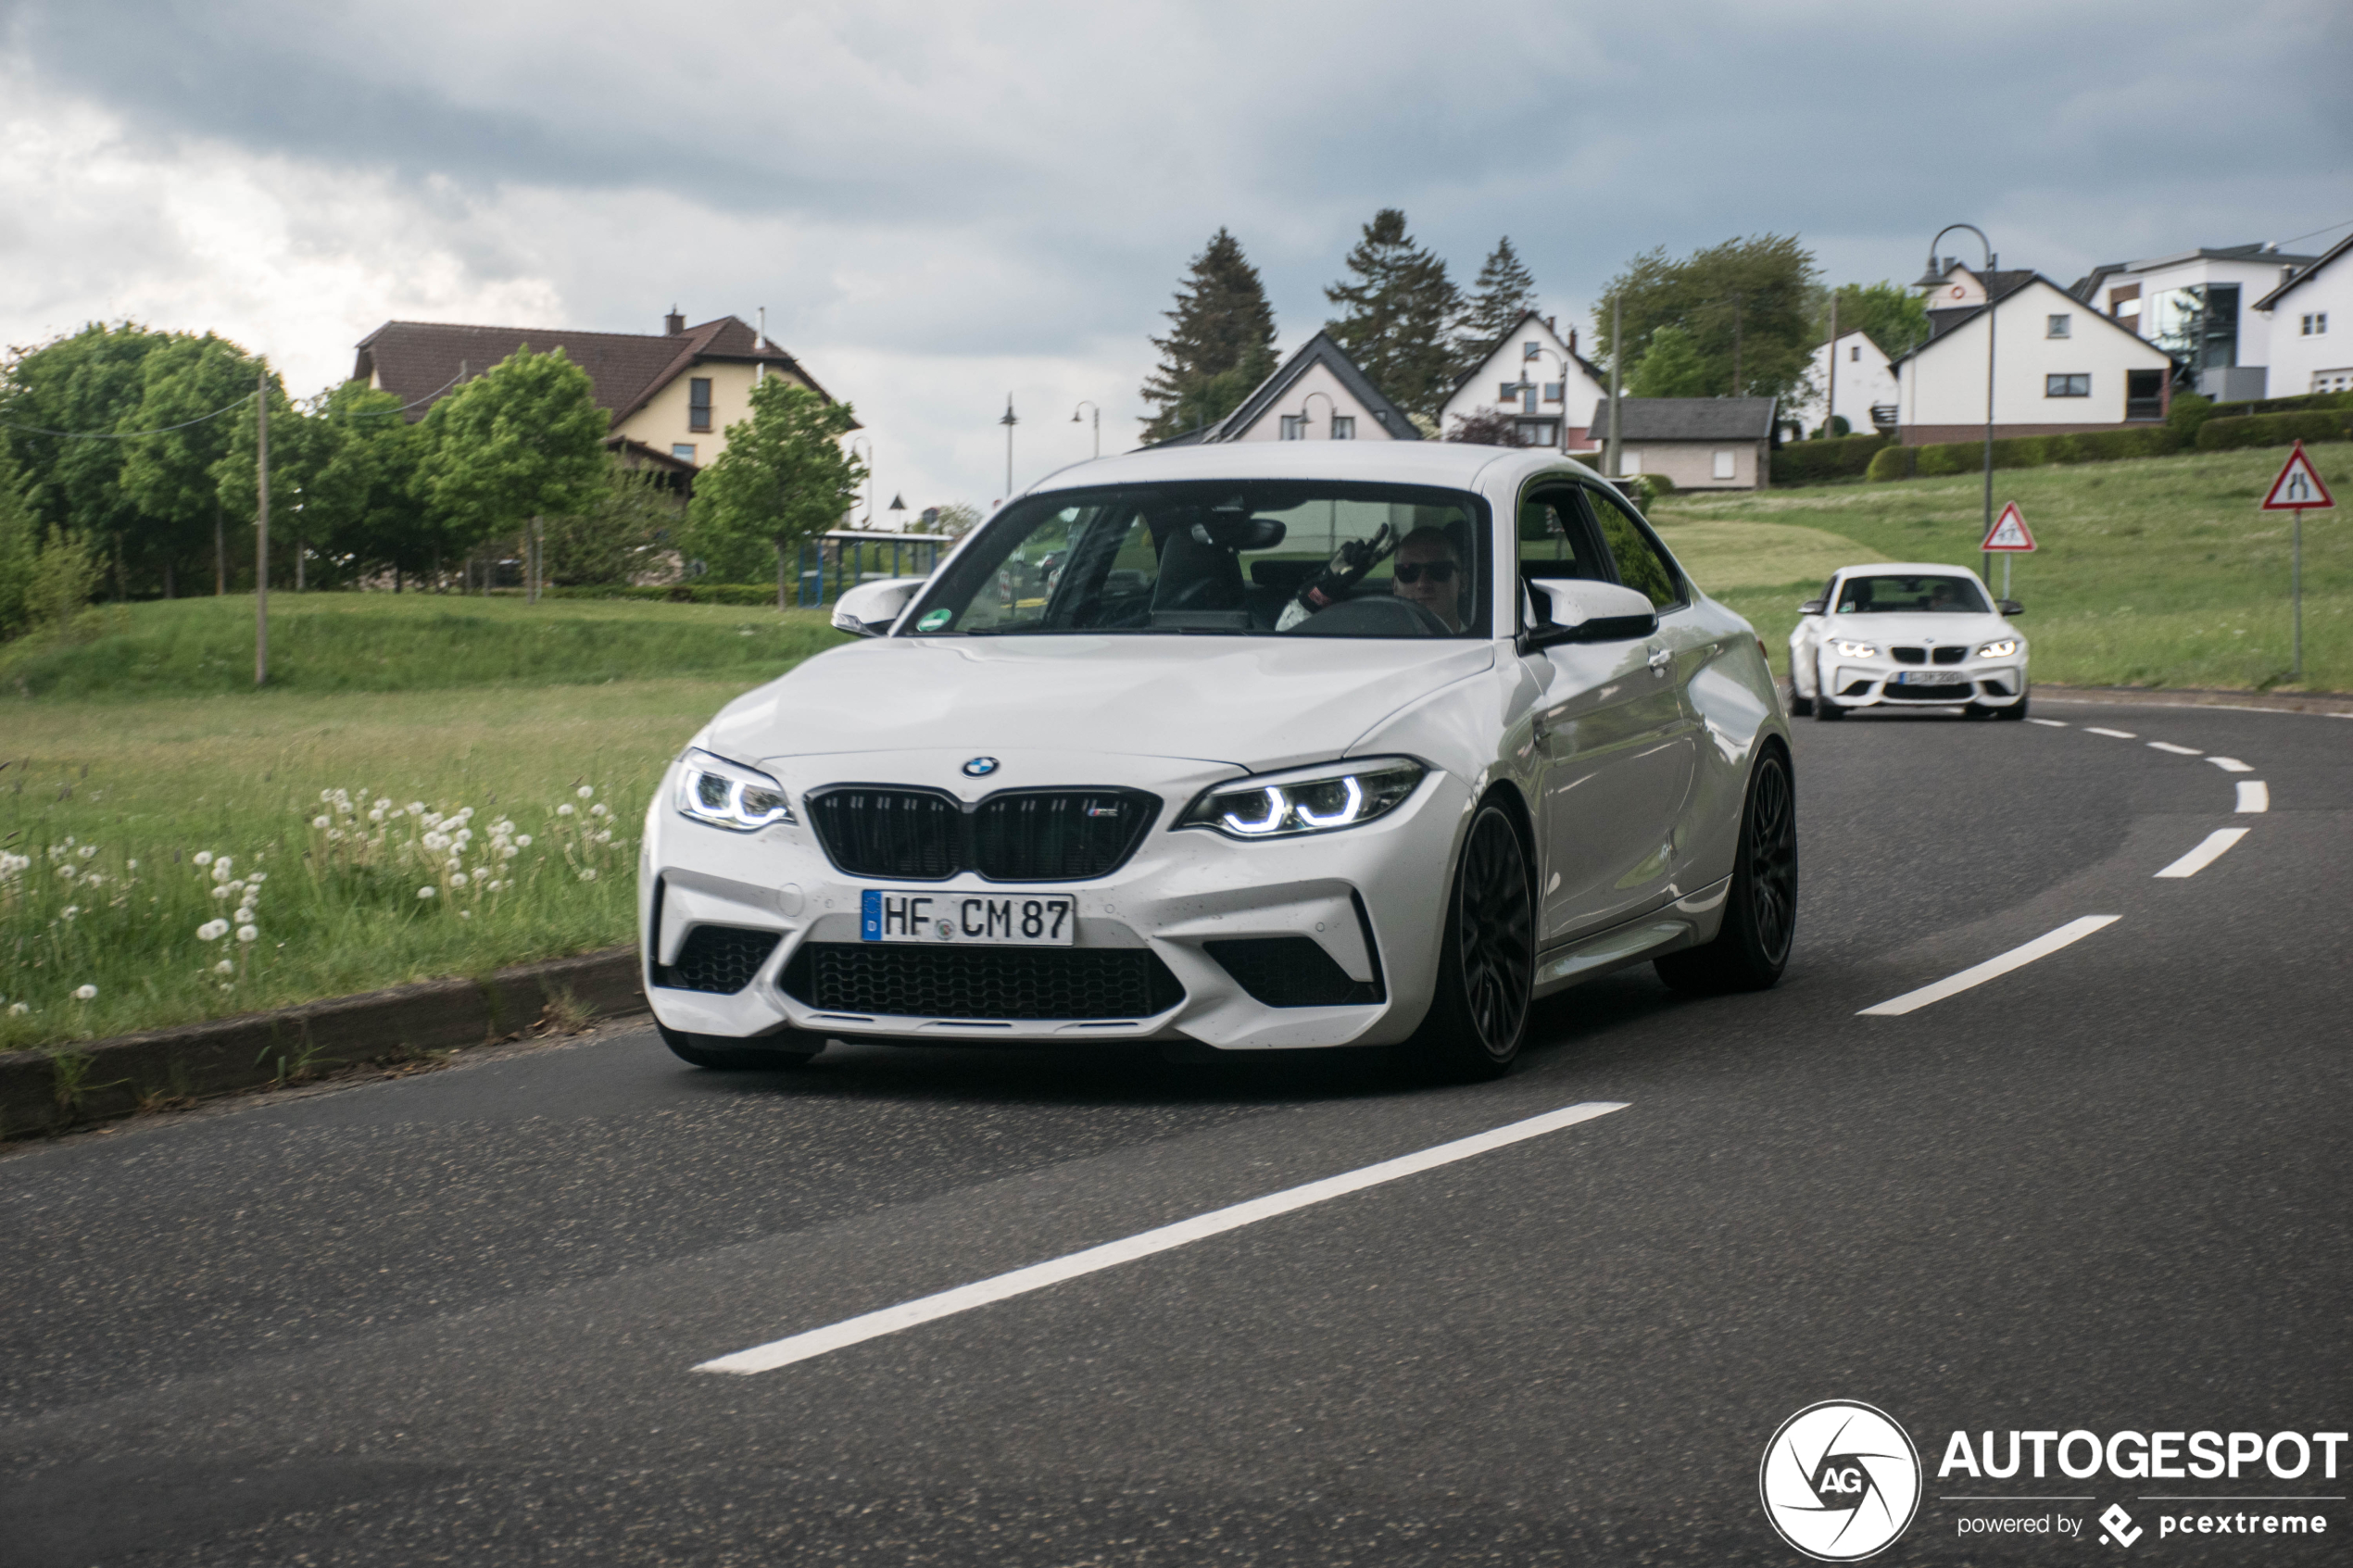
[674,748,793,833]
[1179,758,1425,840]
[1976,638,2020,659]
[1832,640,1878,659]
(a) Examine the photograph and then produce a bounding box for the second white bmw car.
[640,441,1794,1080]
[1788,563,2029,721]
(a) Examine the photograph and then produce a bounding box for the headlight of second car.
[1180,758,1425,840]
[674,748,794,833]
[1977,638,2020,659]
[1832,639,1878,659]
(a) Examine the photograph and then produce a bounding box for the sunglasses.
[1392,560,1457,584]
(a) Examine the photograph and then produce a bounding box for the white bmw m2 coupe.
[640,442,1795,1080]
[1787,564,2029,721]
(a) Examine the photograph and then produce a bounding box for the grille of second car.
[784,943,1184,1021]
[806,786,1159,882]
[1892,646,1927,665]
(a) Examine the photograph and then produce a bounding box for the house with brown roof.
[350,308,849,477]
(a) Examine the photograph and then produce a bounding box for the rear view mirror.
[1798,598,1826,615]
[1527,579,1658,646]
[1999,599,2023,616]
[832,576,929,637]
[1189,516,1288,551]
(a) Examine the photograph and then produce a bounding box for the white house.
[2252,232,2353,396]
[1437,310,1609,450]
[1894,265,2174,444]
[2068,242,2316,402]
[1789,330,1899,436]
[1609,398,1777,491]
[1155,332,1420,446]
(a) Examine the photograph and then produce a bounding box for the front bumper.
[638,748,1468,1052]
[1821,661,2026,708]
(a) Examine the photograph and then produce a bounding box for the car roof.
[1022,440,1601,498]
[1832,562,1990,577]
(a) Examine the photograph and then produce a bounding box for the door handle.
[1647,646,1673,675]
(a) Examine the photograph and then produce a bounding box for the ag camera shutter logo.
[1760,1400,1923,1561]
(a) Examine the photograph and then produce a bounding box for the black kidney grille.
[1891,646,1927,665]
[1932,646,1966,665]
[972,791,1157,881]
[808,788,962,879]
[661,925,782,994]
[808,786,1160,883]
[785,942,1184,1021]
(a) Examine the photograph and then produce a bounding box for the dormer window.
[688,377,714,433]
[2047,314,2071,339]
[1524,342,1541,359]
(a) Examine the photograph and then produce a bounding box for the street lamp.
[1917,224,1998,587]
[848,436,875,524]
[1071,399,1101,459]
[887,494,906,533]
[999,395,1018,501]
[1299,389,1336,439]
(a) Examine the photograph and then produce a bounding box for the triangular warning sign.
[1982,501,2035,551]
[2260,441,2336,510]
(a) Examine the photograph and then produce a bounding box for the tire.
[656,1016,821,1071]
[1655,746,1797,995]
[1812,695,1845,721]
[1401,802,1535,1081]
[1995,693,2030,721]
[1787,684,1814,718]
[1962,702,1995,721]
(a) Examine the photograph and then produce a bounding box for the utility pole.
[1730,293,1744,396]
[1823,295,1838,437]
[254,370,269,686]
[1604,295,1625,481]
[1000,395,1019,499]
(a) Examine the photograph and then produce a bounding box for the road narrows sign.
[1982,501,2035,552]
[2261,441,2335,511]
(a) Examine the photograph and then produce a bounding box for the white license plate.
[860,890,1076,946]
[1895,669,1967,685]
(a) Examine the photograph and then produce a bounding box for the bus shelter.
[797,531,949,608]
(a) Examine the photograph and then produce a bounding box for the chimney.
[664,306,686,335]
[1567,327,1579,355]
[1546,315,1556,332]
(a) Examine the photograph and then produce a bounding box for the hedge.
[1771,433,1888,486]
[2207,389,2353,420]
[541,583,786,606]
[1869,426,2183,483]
[2195,409,2353,452]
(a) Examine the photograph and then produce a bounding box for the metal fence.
[796,531,949,608]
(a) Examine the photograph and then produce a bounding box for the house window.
[1524,341,1541,359]
[1713,449,1737,481]
[2126,369,2164,420]
[1541,381,1563,403]
[2304,312,2330,336]
[2047,314,2071,338]
[1330,415,1356,440]
[687,377,713,433]
[1523,383,1539,414]
[1619,448,1642,477]
[1515,420,1557,447]
[2315,370,2353,393]
[672,444,697,463]
[1279,415,1306,440]
[1499,381,1520,402]
[1850,345,1861,361]
[2045,373,2091,398]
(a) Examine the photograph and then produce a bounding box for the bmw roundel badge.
[962,757,1000,777]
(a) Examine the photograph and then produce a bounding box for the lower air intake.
[784,943,1184,1022]
[661,925,782,994]
[1205,937,1383,1007]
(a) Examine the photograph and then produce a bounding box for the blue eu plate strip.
[861,889,882,941]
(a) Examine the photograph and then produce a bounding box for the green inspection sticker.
[916,608,953,632]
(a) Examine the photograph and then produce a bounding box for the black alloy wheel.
[1403,802,1535,1081]
[656,1017,821,1071]
[1655,747,1797,994]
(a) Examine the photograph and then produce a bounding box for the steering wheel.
[1280,596,1451,637]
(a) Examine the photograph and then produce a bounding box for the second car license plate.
[861,890,1076,946]
[1896,669,1965,684]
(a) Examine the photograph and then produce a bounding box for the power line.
[2275,215,2353,248]
[0,390,256,441]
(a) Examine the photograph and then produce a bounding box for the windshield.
[900,482,1491,639]
[1833,573,1992,614]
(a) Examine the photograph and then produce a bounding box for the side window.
[1516,490,1605,581]
[1583,487,1685,610]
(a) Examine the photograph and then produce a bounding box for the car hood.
[700,634,1498,771]
[1819,611,2015,647]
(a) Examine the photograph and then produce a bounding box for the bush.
[1870,427,2183,482]
[2195,410,2353,452]
[540,583,784,607]
[1866,445,1917,482]
[2207,389,2353,420]
[2167,392,2215,445]
[2046,427,2180,463]
[1772,433,1888,486]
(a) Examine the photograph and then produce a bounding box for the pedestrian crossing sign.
[1981,501,2035,552]
[2260,442,2335,511]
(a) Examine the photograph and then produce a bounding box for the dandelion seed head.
[576,785,594,798]
[407,802,425,816]
[516,834,533,847]
[197,920,230,941]
[57,864,77,881]
[589,803,609,818]
[73,985,97,1000]
[501,846,519,859]
[215,960,234,974]
[7,1002,27,1016]
[78,845,97,859]
[557,804,574,816]
[449,872,469,887]
[234,907,256,924]
[595,830,611,843]
[194,851,213,866]
[126,859,136,871]
[313,815,332,829]
[417,885,436,899]
[61,906,80,920]
[579,868,598,881]
[457,909,472,920]
[212,884,234,899]
[236,924,258,943]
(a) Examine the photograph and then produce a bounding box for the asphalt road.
[4,697,2347,1565]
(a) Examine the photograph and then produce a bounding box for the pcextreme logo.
[1760,1400,1924,1562]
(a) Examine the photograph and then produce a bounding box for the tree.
[1625,325,1714,397]
[1140,229,1280,442]
[218,380,434,589]
[1443,409,1519,446]
[1325,208,1462,422]
[1596,235,1819,402]
[418,346,609,579]
[1819,282,1930,360]
[542,461,684,587]
[1452,236,1541,375]
[0,440,35,637]
[686,379,865,608]
[0,322,179,594]
[119,332,267,597]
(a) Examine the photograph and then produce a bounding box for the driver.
[1390,526,1464,632]
[1926,579,1961,611]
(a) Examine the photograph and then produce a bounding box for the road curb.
[0,947,646,1139]
[2035,684,2353,716]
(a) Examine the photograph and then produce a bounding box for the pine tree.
[1324,208,1462,422]
[1453,236,1541,373]
[1139,229,1279,443]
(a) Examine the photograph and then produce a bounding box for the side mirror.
[1998,598,2023,617]
[831,576,929,637]
[1797,598,1826,615]
[1527,579,1659,646]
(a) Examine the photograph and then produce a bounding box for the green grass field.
[2,595,848,1049]
[1652,445,2353,693]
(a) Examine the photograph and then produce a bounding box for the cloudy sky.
[3,0,2347,510]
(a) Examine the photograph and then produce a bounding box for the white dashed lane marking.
[2028,718,2069,727]
[1859,916,2121,1017]
[2207,757,2253,772]
[2147,741,2202,756]
[694,1101,1631,1375]
[2236,781,2270,813]
[2156,829,2249,879]
[2086,727,2138,739]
